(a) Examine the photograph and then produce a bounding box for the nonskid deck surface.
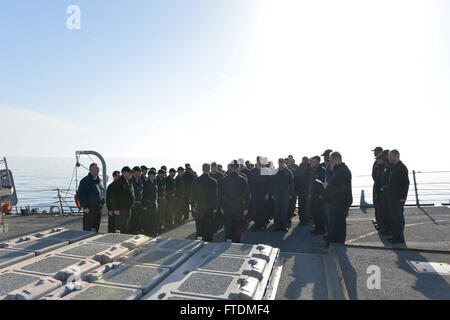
[0,206,449,300]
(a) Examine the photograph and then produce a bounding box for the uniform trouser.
[373,185,379,223]
[165,198,177,228]
[195,208,215,242]
[224,211,244,243]
[183,193,191,221]
[375,190,384,230]
[245,199,253,223]
[266,197,274,220]
[174,198,184,225]
[114,209,132,234]
[107,214,115,233]
[380,191,392,232]
[297,191,309,223]
[128,203,142,234]
[324,202,331,233]
[327,205,348,244]
[390,201,405,241]
[157,198,166,232]
[215,208,224,231]
[273,194,289,229]
[83,204,102,232]
[142,201,158,236]
[253,196,267,228]
[311,196,325,233]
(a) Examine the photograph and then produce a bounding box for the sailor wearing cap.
[106,170,121,233]
[156,169,167,234]
[142,169,158,236]
[249,156,271,232]
[109,166,135,233]
[321,149,333,235]
[220,160,250,243]
[271,158,294,232]
[210,162,225,231]
[164,168,177,229]
[174,167,186,225]
[140,165,149,183]
[294,156,311,226]
[192,163,218,241]
[183,164,197,222]
[377,150,391,235]
[372,147,384,229]
[129,166,144,234]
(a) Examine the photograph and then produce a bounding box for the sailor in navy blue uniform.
[378,150,391,235]
[129,166,144,234]
[156,169,167,233]
[210,162,225,231]
[220,160,250,243]
[249,156,271,231]
[372,147,384,228]
[174,167,186,225]
[165,168,177,229]
[142,169,158,236]
[321,149,333,237]
[192,163,218,242]
[324,152,352,245]
[77,163,105,232]
[271,158,294,232]
[387,150,409,244]
[106,171,121,233]
[308,156,326,235]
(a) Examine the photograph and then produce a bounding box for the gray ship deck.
[2,206,449,300]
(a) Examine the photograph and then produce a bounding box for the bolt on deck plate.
[408,261,450,275]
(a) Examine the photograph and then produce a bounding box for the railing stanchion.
[412,170,420,207]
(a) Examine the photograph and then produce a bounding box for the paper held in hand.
[315,179,325,185]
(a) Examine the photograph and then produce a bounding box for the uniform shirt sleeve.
[110,181,119,211]
[328,167,345,188]
[192,179,199,206]
[243,179,250,210]
[400,166,410,200]
[288,171,294,196]
[212,179,218,210]
[106,184,113,211]
[77,178,89,208]
[372,162,377,182]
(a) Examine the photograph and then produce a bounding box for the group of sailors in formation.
[76,147,409,246]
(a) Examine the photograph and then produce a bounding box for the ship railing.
[353,170,450,208]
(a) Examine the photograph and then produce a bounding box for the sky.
[1,0,450,174]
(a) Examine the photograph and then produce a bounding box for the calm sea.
[4,156,450,212]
